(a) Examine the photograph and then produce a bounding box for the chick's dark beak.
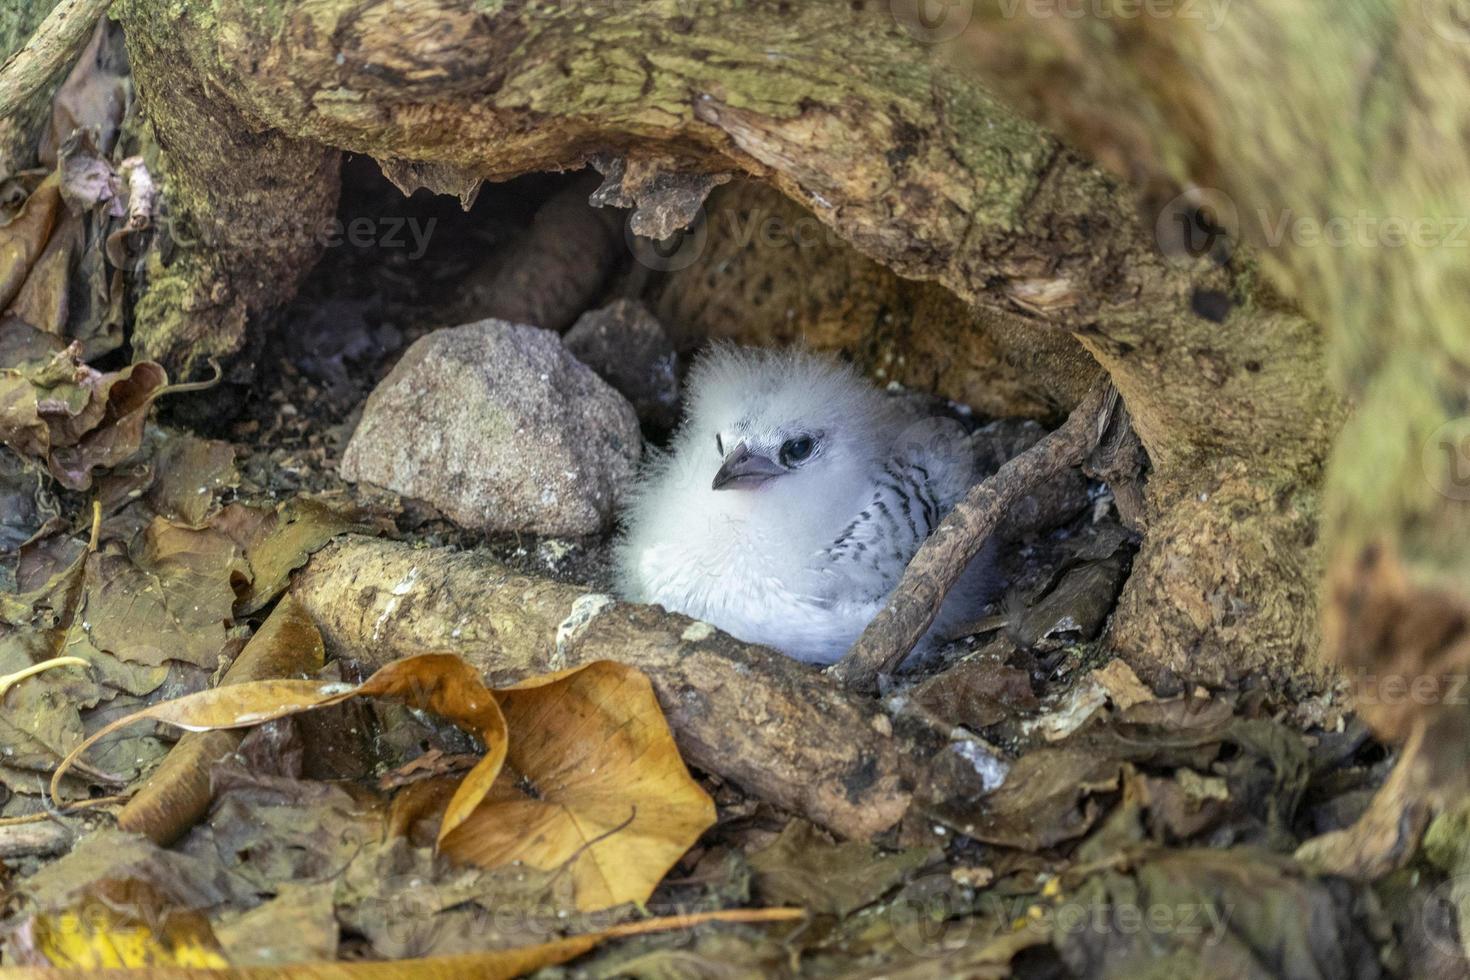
[712,444,785,490]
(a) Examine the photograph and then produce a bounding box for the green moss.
[0,0,53,61]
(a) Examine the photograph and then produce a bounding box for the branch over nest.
[830,382,1117,690]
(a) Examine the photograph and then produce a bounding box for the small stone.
[340,320,641,535]
[563,299,680,431]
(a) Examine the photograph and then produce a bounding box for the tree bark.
[112,0,1342,688]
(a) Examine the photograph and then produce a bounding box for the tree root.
[290,536,954,841]
[830,383,1116,691]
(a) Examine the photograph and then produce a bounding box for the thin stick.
[0,0,112,120]
[829,382,1116,691]
[0,656,88,701]
[0,820,72,859]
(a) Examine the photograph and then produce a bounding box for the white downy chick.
[615,345,996,665]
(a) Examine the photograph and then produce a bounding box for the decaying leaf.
[18,828,256,913]
[118,595,326,845]
[954,746,1123,851]
[440,660,717,912]
[0,344,168,491]
[5,879,227,969]
[8,866,801,975]
[1053,848,1381,979]
[143,430,238,527]
[209,498,361,615]
[0,446,59,559]
[747,819,936,917]
[214,882,339,966]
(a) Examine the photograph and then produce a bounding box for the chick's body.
[615,346,994,664]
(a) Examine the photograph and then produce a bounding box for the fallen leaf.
[747,820,936,917]
[0,441,59,556]
[117,595,326,844]
[144,430,238,527]
[39,19,131,167]
[210,499,360,614]
[6,879,227,969]
[45,360,168,489]
[440,660,717,912]
[1054,848,1381,979]
[82,527,245,669]
[907,652,1037,731]
[214,882,339,966]
[18,829,256,913]
[0,345,169,491]
[0,175,62,311]
[947,747,1123,851]
[51,654,713,914]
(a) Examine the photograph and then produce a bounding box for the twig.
[0,656,88,701]
[0,819,73,859]
[0,0,112,120]
[829,382,1117,691]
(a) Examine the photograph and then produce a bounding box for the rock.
[563,300,680,431]
[340,320,641,535]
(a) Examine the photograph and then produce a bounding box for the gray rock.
[563,299,680,431]
[340,320,641,535]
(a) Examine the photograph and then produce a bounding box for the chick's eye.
[780,435,815,466]
[715,433,724,456]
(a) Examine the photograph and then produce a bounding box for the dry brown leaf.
[144,431,238,527]
[82,526,245,669]
[747,820,937,916]
[0,174,62,311]
[0,345,169,491]
[45,360,167,489]
[51,654,509,837]
[117,595,326,845]
[441,660,716,912]
[209,499,360,614]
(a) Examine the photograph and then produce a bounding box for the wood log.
[290,535,924,841]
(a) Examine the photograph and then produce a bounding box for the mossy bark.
[112,0,1342,687]
[954,0,1470,760]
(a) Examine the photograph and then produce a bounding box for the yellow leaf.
[18,883,228,968]
[441,660,716,912]
[13,906,803,977]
